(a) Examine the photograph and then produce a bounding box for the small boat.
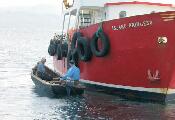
[31,66,85,96]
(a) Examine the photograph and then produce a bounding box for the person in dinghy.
[60,60,80,96]
[60,60,80,86]
[36,57,53,81]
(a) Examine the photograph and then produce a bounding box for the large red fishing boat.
[48,0,175,102]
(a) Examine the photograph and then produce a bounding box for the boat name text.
[112,20,153,31]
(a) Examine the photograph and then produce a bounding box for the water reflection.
[32,87,56,98]
[30,88,175,120]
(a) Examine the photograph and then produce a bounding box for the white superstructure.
[62,0,175,32]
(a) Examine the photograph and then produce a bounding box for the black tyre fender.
[48,40,57,56]
[56,44,62,60]
[61,42,68,57]
[67,49,79,68]
[72,49,79,67]
[90,31,110,57]
[77,37,92,61]
[71,32,82,49]
[67,50,72,69]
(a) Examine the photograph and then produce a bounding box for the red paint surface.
[105,1,173,7]
[54,11,175,89]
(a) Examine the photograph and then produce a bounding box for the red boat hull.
[53,11,175,102]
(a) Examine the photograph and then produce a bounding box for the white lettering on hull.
[112,20,153,31]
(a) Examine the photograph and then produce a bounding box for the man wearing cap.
[61,60,80,82]
[61,60,80,96]
[37,58,52,81]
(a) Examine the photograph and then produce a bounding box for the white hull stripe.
[81,79,175,94]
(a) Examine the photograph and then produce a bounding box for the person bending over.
[61,60,80,85]
[61,60,80,96]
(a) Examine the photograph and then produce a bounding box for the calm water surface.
[1,15,175,120]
